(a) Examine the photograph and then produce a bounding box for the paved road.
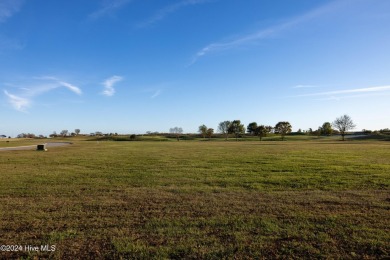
[0,142,72,151]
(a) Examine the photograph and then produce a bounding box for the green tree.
[255,125,271,141]
[229,120,245,141]
[321,122,333,136]
[218,121,231,140]
[198,124,208,139]
[247,122,258,135]
[332,114,356,141]
[75,129,80,135]
[274,121,292,141]
[206,128,214,140]
[313,127,322,137]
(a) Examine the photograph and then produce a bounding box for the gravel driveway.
[0,142,72,151]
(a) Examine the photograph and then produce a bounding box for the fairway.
[0,140,389,259]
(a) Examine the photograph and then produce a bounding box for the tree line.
[199,120,292,141]
[12,115,360,141]
[195,114,356,141]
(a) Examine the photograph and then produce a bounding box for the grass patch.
[0,140,389,258]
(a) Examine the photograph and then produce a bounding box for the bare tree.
[332,114,356,141]
[218,121,231,140]
[60,130,68,137]
[169,127,183,141]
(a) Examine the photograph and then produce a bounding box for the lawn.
[0,139,389,259]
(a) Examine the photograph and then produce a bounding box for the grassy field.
[0,138,389,259]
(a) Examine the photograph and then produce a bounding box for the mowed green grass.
[0,140,389,259]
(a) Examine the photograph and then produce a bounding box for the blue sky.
[1,0,390,136]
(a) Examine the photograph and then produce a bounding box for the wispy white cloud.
[295,85,390,97]
[151,89,162,99]
[101,75,123,97]
[293,85,318,89]
[138,0,213,28]
[59,81,82,95]
[35,76,82,95]
[190,0,348,65]
[4,90,30,112]
[0,0,24,23]
[0,1,25,53]
[89,0,132,20]
[3,76,82,112]
[0,35,24,53]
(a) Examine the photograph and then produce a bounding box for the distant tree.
[60,130,68,137]
[75,129,80,135]
[321,122,333,136]
[206,128,214,140]
[308,128,313,136]
[218,121,231,140]
[255,125,271,141]
[247,122,258,135]
[95,131,103,136]
[130,134,136,140]
[274,121,292,141]
[50,131,57,138]
[362,129,372,134]
[332,114,356,141]
[18,133,36,138]
[314,127,322,137]
[169,127,183,141]
[198,124,208,139]
[229,120,245,141]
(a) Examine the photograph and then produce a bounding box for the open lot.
[0,138,389,259]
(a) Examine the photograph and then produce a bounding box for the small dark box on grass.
[37,144,47,151]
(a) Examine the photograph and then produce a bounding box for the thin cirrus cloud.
[150,89,162,99]
[294,85,390,98]
[137,0,213,28]
[0,0,24,23]
[34,76,82,95]
[101,75,123,97]
[88,0,132,20]
[3,90,30,112]
[0,35,24,52]
[0,0,25,52]
[3,76,82,112]
[293,85,318,89]
[189,0,348,65]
